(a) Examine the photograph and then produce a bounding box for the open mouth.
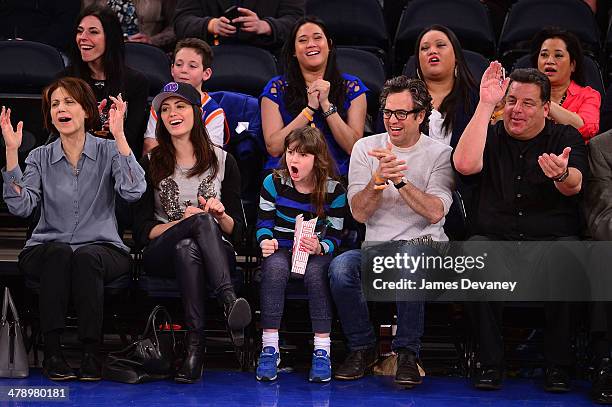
[306,50,320,57]
[58,117,72,123]
[290,165,299,176]
[170,119,183,126]
[80,44,93,51]
[428,56,440,63]
[544,67,556,73]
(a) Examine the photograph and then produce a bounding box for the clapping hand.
[368,142,406,185]
[0,106,23,150]
[309,79,331,107]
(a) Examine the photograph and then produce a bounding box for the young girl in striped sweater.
[256,126,346,382]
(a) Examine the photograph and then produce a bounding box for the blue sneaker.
[256,346,280,381]
[309,349,332,382]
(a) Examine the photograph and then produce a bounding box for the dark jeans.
[329,248,425,355]
[143,213,236,331]
[466,234,578,367]
[260,249,333,333]
[19,242,131,341]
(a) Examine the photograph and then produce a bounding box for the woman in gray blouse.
[1,76,146,381]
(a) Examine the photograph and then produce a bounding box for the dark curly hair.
[380,76,433,135]
[530,27,585,86]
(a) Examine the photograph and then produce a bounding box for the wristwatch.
[322,104,338,118]
[553,168,569,183]
[393,177,407,190]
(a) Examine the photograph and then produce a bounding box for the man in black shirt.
[453,65,587,392]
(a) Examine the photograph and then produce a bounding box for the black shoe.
[334,347,378,380]
[395,350,422,386]
[223,296,251,347]
[79,352,102,381]
[175,331,205,384]
[473,366,503,390]
[544,366,570,393]
[42,354,77,381]
[592,359,612,404]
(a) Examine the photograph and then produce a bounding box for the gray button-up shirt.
[2,133,146,252]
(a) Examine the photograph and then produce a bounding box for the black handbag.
[102,305,176,384]
[0,287,29,378]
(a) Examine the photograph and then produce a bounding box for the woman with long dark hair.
[132,82,251,384]
[68,4,149,156]
[413,24,478,147]
[260,16,368,177]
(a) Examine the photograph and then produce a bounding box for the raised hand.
[480,61,510,107]
[107,94,127,139]
[260,238,278,257]
[0,106,23,150]
[538,147,571,179]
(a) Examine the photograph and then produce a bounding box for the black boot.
[175,331,205,384]
[221,291,252,347]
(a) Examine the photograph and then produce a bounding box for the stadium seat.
[393,0,495,74]
[305,0,389,62]
[403,49,490,84]
[336,47,387,118]
[0,40,65,93]
[498,0,600,69]
[513,54,605,98]
[124,42,172,98]
[0,41,65,156]
[206,45,278,98]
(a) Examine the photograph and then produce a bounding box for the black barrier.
[359,241,612,301]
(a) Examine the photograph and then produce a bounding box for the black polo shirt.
[454,121,588,240]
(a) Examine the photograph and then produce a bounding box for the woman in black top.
[132,82,251,384]
[68,4,149,157]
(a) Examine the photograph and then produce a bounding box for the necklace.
[558,91,567,106]
[176,163,193,176]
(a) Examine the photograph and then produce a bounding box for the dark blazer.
[174,0,304,50]
[585,130,612,240]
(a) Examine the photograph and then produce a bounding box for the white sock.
[262,331,279,353]
[313,336,331,355]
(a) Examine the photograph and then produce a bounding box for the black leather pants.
[143,213,237,331]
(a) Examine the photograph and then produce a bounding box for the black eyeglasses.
[381,108,422,120]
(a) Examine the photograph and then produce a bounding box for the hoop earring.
[454,65,458,78]
[416,69,422,80]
